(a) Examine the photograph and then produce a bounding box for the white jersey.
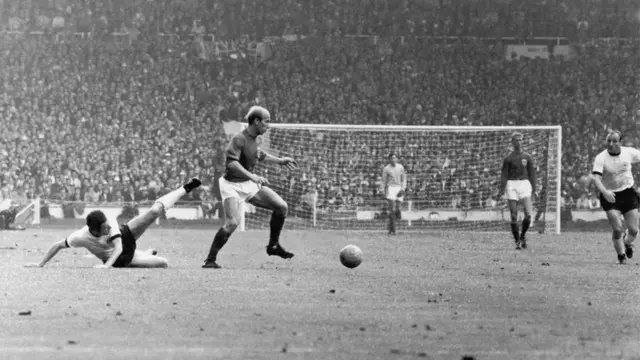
[592,146,640,192]
[66,216,122,262]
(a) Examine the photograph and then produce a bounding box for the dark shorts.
[112,224,137,268]
[600,187,640,214]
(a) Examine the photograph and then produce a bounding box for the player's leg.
[247,186,294,259]
[605,209,626,264]
[127,178,201,240]
[519,196,534,249]
[507,200,520,248]
[203,197,241,268]
[622,209,638,259]
[387,199,396,235]
[620,190,640,259]
[128,249,169,268]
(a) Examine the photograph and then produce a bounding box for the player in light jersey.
[382,153,406,235]
[25,179,201,268]
[501,132,536,249]
[202,106,297,269]
[591,131,640,264]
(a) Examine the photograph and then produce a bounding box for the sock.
[521,216,531,237]
[625,232,636,246]
[206,228,231,262]
[156,187,186,210]
[183,178,201,193]
[510,223,520,242]
[268,212,286,247]
[388,211,396,233]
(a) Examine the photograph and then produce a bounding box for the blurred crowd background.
[0,0,638,216]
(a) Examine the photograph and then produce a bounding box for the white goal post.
[238,124,562,234]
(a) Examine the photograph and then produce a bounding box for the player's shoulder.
[621,146,640,154]
[594,149,609,160]
[67,226,90,245]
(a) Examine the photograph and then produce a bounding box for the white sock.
[155,187,187,211]
[625,232,636,246]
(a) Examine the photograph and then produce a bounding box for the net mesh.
[245,125,560,233]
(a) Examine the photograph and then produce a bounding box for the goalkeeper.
[381,153,407,235]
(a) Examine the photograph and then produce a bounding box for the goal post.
[238,124,562,234]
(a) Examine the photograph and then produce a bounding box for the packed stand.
[0,1,638,214]
[2,0,639,39]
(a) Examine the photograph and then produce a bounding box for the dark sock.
[510,223,520,242]
[389,212,396,232]
[206,227,231,262]
[268,212,286,247]
[521,217,531,237]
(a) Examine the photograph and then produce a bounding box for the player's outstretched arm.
[262,152,297,170]
[98,238,123,269]
[25,240,68,267]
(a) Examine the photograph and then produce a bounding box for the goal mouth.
[234,124,561,234]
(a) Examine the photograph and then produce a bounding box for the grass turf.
[1,227,639,360]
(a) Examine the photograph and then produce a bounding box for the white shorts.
[505,180,532,201]
[219,177,260,202]
[386,185,404,201]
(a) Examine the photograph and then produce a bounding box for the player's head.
[606,130,622,154]
[245,106,271,135]
[388,153,397,165]
[86,210,110,236]
[511,132,523,151]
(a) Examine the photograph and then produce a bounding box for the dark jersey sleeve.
[226,135,244,163]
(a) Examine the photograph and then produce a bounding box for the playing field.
[1,227,639,360]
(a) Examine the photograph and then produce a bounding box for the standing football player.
[501,132,536,249]
[202,106,297,269]
[382,153,406,235]
[590,130,640,264]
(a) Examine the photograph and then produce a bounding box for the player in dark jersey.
[203,106,297,269]
[500,132,536,249]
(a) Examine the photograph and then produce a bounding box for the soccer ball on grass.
[340,244,363,269]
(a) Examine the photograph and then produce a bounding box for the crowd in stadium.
[0,0,638,214]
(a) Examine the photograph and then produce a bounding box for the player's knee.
[612,229,624,239]
[523,215,531,222]
[224,219,239,233]
[510,214,518,223]
[149,202,164,217]
[627,226,639,237]
[275,202,288,217]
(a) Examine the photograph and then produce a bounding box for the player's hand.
[279,157,298,170]
[602,190,615,203]
[94,264,110,269]
[252,175,270,186]
[24,263,42,268]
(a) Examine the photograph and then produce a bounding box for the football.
[340,244,363,269]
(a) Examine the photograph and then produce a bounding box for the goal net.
[240,124,561,234]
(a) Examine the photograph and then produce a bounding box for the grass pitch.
[1,227,639,360]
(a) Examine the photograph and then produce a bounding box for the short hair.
[86,210,107,233]
[388,153,397,159]
[245,106,270,125]
[511,132,523,140]
[607,130,622,141]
